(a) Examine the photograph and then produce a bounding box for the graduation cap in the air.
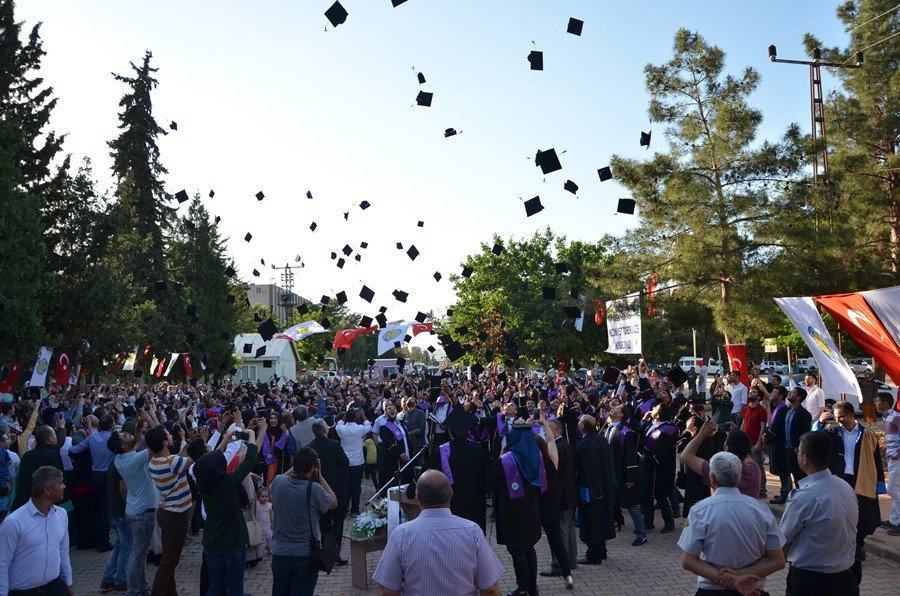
[396,242,403,250]
[330,252,337,260]
[416,91,433,107]
[535,148,562,174]
[320,317,331,329]
[252,269,260,277]
[461,265,473,278]
[601,366,621,385]
[258,318,277,342]
[417,221,424,227]
[298,304,309,315]
[542,287,557,300]
[555,262,569,274]
[417,72,426,84]
[569,287,579,299]
[337,258,345,269]
[444,128,458,138]
[360,200,370,210]
[214,216,221,224]
[406,245,419,261]
[563,306,581,318]
[320,295,331,305]
[379,306,388,313]
[255,346,266,358]
[360,315,374,328]
[446,308,454,316]
[309,222,317,231]
[354,255,361,262]
[262,360,273,369]
[225,266,236,278]
[244,232,252,242]
[433,271,442,282]
[359,285,375,303]
[185,220,196,230]
[376,313,388,328]
[360,241,368,249]
[256,191,265,201]
[617,198,636,215]
[563,180,578,195]
[336,291,348,304]
[524,196,544,217]
[260,258,266,266]
[471,363,486,376]
[342,245,353,256]
[667,367,689,389]
[528,50,543,71]
[392,289,409,303]
[415,311,427,323]
[443,408,476,437]
[325,1,348,27]
[169,121,178,131]
[597,166,613,182]
[306,190,313,199]
[567,17,584,36]
[343,211,349,221]
[243,343,253,354]
[491,242,504,256]
[396,357,406,369]
[640,130,651,148]
[444,341,465,362]
[175,190,189,203]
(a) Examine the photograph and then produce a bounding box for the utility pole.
[271,262,303,323]
[767,45,863,183]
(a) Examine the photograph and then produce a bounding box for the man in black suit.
[11,423,66,511]
[762,386,791,504]
[605,405,646,545]
[309,419,350,564]
[784,386,812,490]
[541,419,578,576]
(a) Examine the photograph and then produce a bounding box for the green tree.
[611,29,804,343]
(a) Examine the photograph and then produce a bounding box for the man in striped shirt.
[145,425,193,596]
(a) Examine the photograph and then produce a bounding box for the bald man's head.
[416,470,453,508]
[578,415,597,434]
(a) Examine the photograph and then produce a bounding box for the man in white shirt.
[0,466,73,595]
[335,408,372,515]
[725,371,748,422]
[802,373,826,419]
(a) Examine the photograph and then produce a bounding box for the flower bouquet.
[349,498,388,541]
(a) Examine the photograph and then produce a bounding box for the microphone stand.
[366,444,429,507]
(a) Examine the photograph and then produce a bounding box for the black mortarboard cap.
[316,355,324,364]
[640,130,651,148]
[258,318,277,341]
[601,366,621,385]
[555,262,569,273]
[226,294,235,304]
[298,304,309,315]
[569,287,579,299]
[306,190,313,199]
[417,72,425,84]
[359,285,374,303]
[563,306,581,318]
[320,295,330,305]
[471,363,485,376]
[360,315,373,328]
[444,128,457,138]
[175,190,189,203]
[528,50,543,71]
[344,211,349,221]
[567,17,584,36]
[337,258,345,269]
[209,190,215,198]
[427,345,436,353]
[309,222,317,231]
[331,252,337,260]
[260,258,266,266]
[416,91,433,107]
[342,244,353,256]
[336,291,348,304]
[320,317,331,329]
[444,408,476,436]
[325,1,348,27]
[396,357,406,369]
[392,289,409,303]
[392,0,408,6]
[617,198,636,215]
[563,180,578,194]
[396,242,403,250]
[542,287,557,300]
[214,215,221,224]
[185,220,196,230]
[406,245,419,260]
[256,191,265,201]
[379,306,387,313]
[255,346,266,358]
[667,367,689,388]
[225,266,236,277]
[244,232,252,242]
[169,121,177,131]
[446,308,453,316]
[360,200,370,210]
[491,242,504,256]
[360,241,368,249]
[461,265,473,278]
[417,221,424,227]
[535,148,562,174]
[444,341,465,362]
[415,311,427,323]
[433,271,442,282]
[263,360,273,369]
[598,166,612,181]
[243,343,253,354]
[524,196,544,217]
[252,269,260,277]
[376,313,388,328]
[354,255,361,262]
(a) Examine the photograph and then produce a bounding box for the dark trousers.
[205,546,246,596]
[153,507,193,596]
[364,463,378,489]
[577,501,608,562]
[271,554,319,596]
[786,566,859,596]
[320,497,348,557]
[8,576,67,596]
[348,465,364,513]
[785,448,807,488]
[91,471,111,548]
[541,516,571,576]
[506,545,537,594]
[696,590,740,596]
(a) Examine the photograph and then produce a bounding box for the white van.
[679,357,723,375]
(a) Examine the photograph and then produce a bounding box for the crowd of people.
[0,360,896,596]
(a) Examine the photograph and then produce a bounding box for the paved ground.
[70,473,899,595]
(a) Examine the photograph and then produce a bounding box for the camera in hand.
[234,430,250,440]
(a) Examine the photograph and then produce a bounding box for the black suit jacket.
[554,436,577,511]
[785,406,812,449]
[11,444,65,511]
[309,435,350,500]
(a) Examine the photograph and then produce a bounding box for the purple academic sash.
[500,451,547,500]
[262,433,276,465]
[439,442,453,485]
[468,412,490,443]
[769,401,786,426]
[644,422,679,453]
[497,413,511,437]
[384,420,404,442]
[638,398,659,414]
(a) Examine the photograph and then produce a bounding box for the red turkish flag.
[183,355,194,378]
[814,292,900,385]
[155,358,167,378]
[54,351,71,387]
[0,361,24,393]
[333,326,377,351]
[594,300,605,326]
[409,323,434,336]
[724,344,750,388]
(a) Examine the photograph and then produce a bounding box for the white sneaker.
[564,575,574,590]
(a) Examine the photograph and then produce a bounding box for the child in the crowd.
[363,434,378,489]
[255,485,274,554]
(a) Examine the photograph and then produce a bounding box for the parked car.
[847,358,874,374]
[796,357,817,373]
[678,357,723,375]
[759,360,789,375]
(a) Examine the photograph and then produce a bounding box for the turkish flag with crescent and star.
[409,323,434,336]
[724,344,750,388]
[814,292,900,386]
[333,326,377,351]
[54,351,71,387]
[0,361,24,393]
[183,355,194,378]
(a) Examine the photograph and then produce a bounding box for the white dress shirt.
[802,385,825,418]
[0,500,72,593]
[59,436,74,472]
[726,382,748,415]
[335,420,373,466]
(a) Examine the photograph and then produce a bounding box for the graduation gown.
[487,455,542,548]
[605,423,642,509]
[427,437,487,532]
[764,402,789,476]
[378,421,409,486]
[638,421,678,499]
[575,432,616,544]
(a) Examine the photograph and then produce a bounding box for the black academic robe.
[575,432,616,544]
[554,436,578,512]
[822,425,884,537]
[605,424,642,509]
[487,455,541,548]
[764,403,789,476]
[378,422,408,487]
[427,438,487,532]
[638,421,678,499]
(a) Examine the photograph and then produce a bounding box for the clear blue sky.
[19,0,849,324]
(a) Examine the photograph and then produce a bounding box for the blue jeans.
[626,505,647,539]
[271,555,319,596]
[102,517,132,585]
[125,510,156,596]
[205,546,246,596]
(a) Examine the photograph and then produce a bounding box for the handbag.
[246,505,265,548]
[306,481,340,573]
